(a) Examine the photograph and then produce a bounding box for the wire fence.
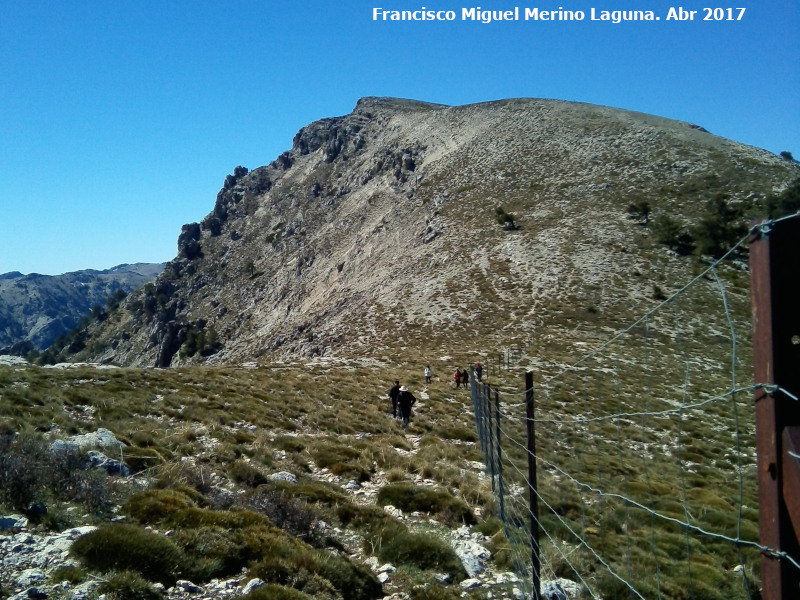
[470,214,800,600]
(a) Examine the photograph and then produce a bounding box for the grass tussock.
[377,482,474,525]
[70,524,185,585]
[378,531,467,581]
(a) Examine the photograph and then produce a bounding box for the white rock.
[176,579,203,593]
[16,567,47,587]
[0,514,28,530]
[460,578,482,589]
[242,578,265,595]
[378,563,396,573]
[495,572,519,584]
[383,505,403,519]
[377,572,390,584]
[451,539,491,577]
[269,471,298,484]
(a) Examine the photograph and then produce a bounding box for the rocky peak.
[62,97,798,367]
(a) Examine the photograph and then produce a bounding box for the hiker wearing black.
[388,380,401,419]
[397,386,417,429]
[475,363,483,382]
[461,369,469,389]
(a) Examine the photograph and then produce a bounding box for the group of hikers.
[387,380,416,429]
[452,362,482,388]
[386,363,484,428]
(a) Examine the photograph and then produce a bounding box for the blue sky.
[1,1,797,275]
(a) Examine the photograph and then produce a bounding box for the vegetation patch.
[97,570,164,600]
[70,524,185,585]
[309,442,373,482]
[377,482,474,525]
[378,531,466,581]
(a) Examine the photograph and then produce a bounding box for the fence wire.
[470,216,800,600]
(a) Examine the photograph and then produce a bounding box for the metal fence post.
[488,385,496,494]
[526,371,541,600]
[750,217,800,600]
[495,389,505,523]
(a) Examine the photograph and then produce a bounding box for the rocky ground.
[1,408,579,600]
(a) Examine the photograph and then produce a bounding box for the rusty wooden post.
[751,217,800,599]
[526,371,541,600]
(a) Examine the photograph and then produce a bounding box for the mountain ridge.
[58,96,798,367]
[0,262,164,353]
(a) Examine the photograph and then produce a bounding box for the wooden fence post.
[750,217,800,599]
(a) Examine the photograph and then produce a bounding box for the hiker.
[397,385,417,429]
[387,380,401,419]
[424,365,432,385]
[453,369,461,388]
[461,368,469,389]
[475,362,483,382]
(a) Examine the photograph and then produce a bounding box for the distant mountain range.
[0,263,164,353]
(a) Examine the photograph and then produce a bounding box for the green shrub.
[241,585,315,600]
[378,531,466,580]
[246,533,383,600]
[766,178,800,218]
[274,435,306,453]
[172,525,242,581]
[376,483,474,525]
[409,585,462,600]
[473,516,503,537]
[0,433,47,510]
[243,486,321,546]
[626,199,651,225]
[170,507,270,529]
[310,443,372,482]
[98,570,164,600]
[0,431,111,514]
[69,524,185,584]
[313,552,383,600]
[692,193,746,258]
[337,503,408,550]
[269,480,348,506]
[50,565,86,584]
[123,489,196,524]
[230,459,269,487]
[652,284,667,301]
[653,215,695,255]
[495,206,517,229]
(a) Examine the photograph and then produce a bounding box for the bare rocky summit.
[65,97,798,367]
